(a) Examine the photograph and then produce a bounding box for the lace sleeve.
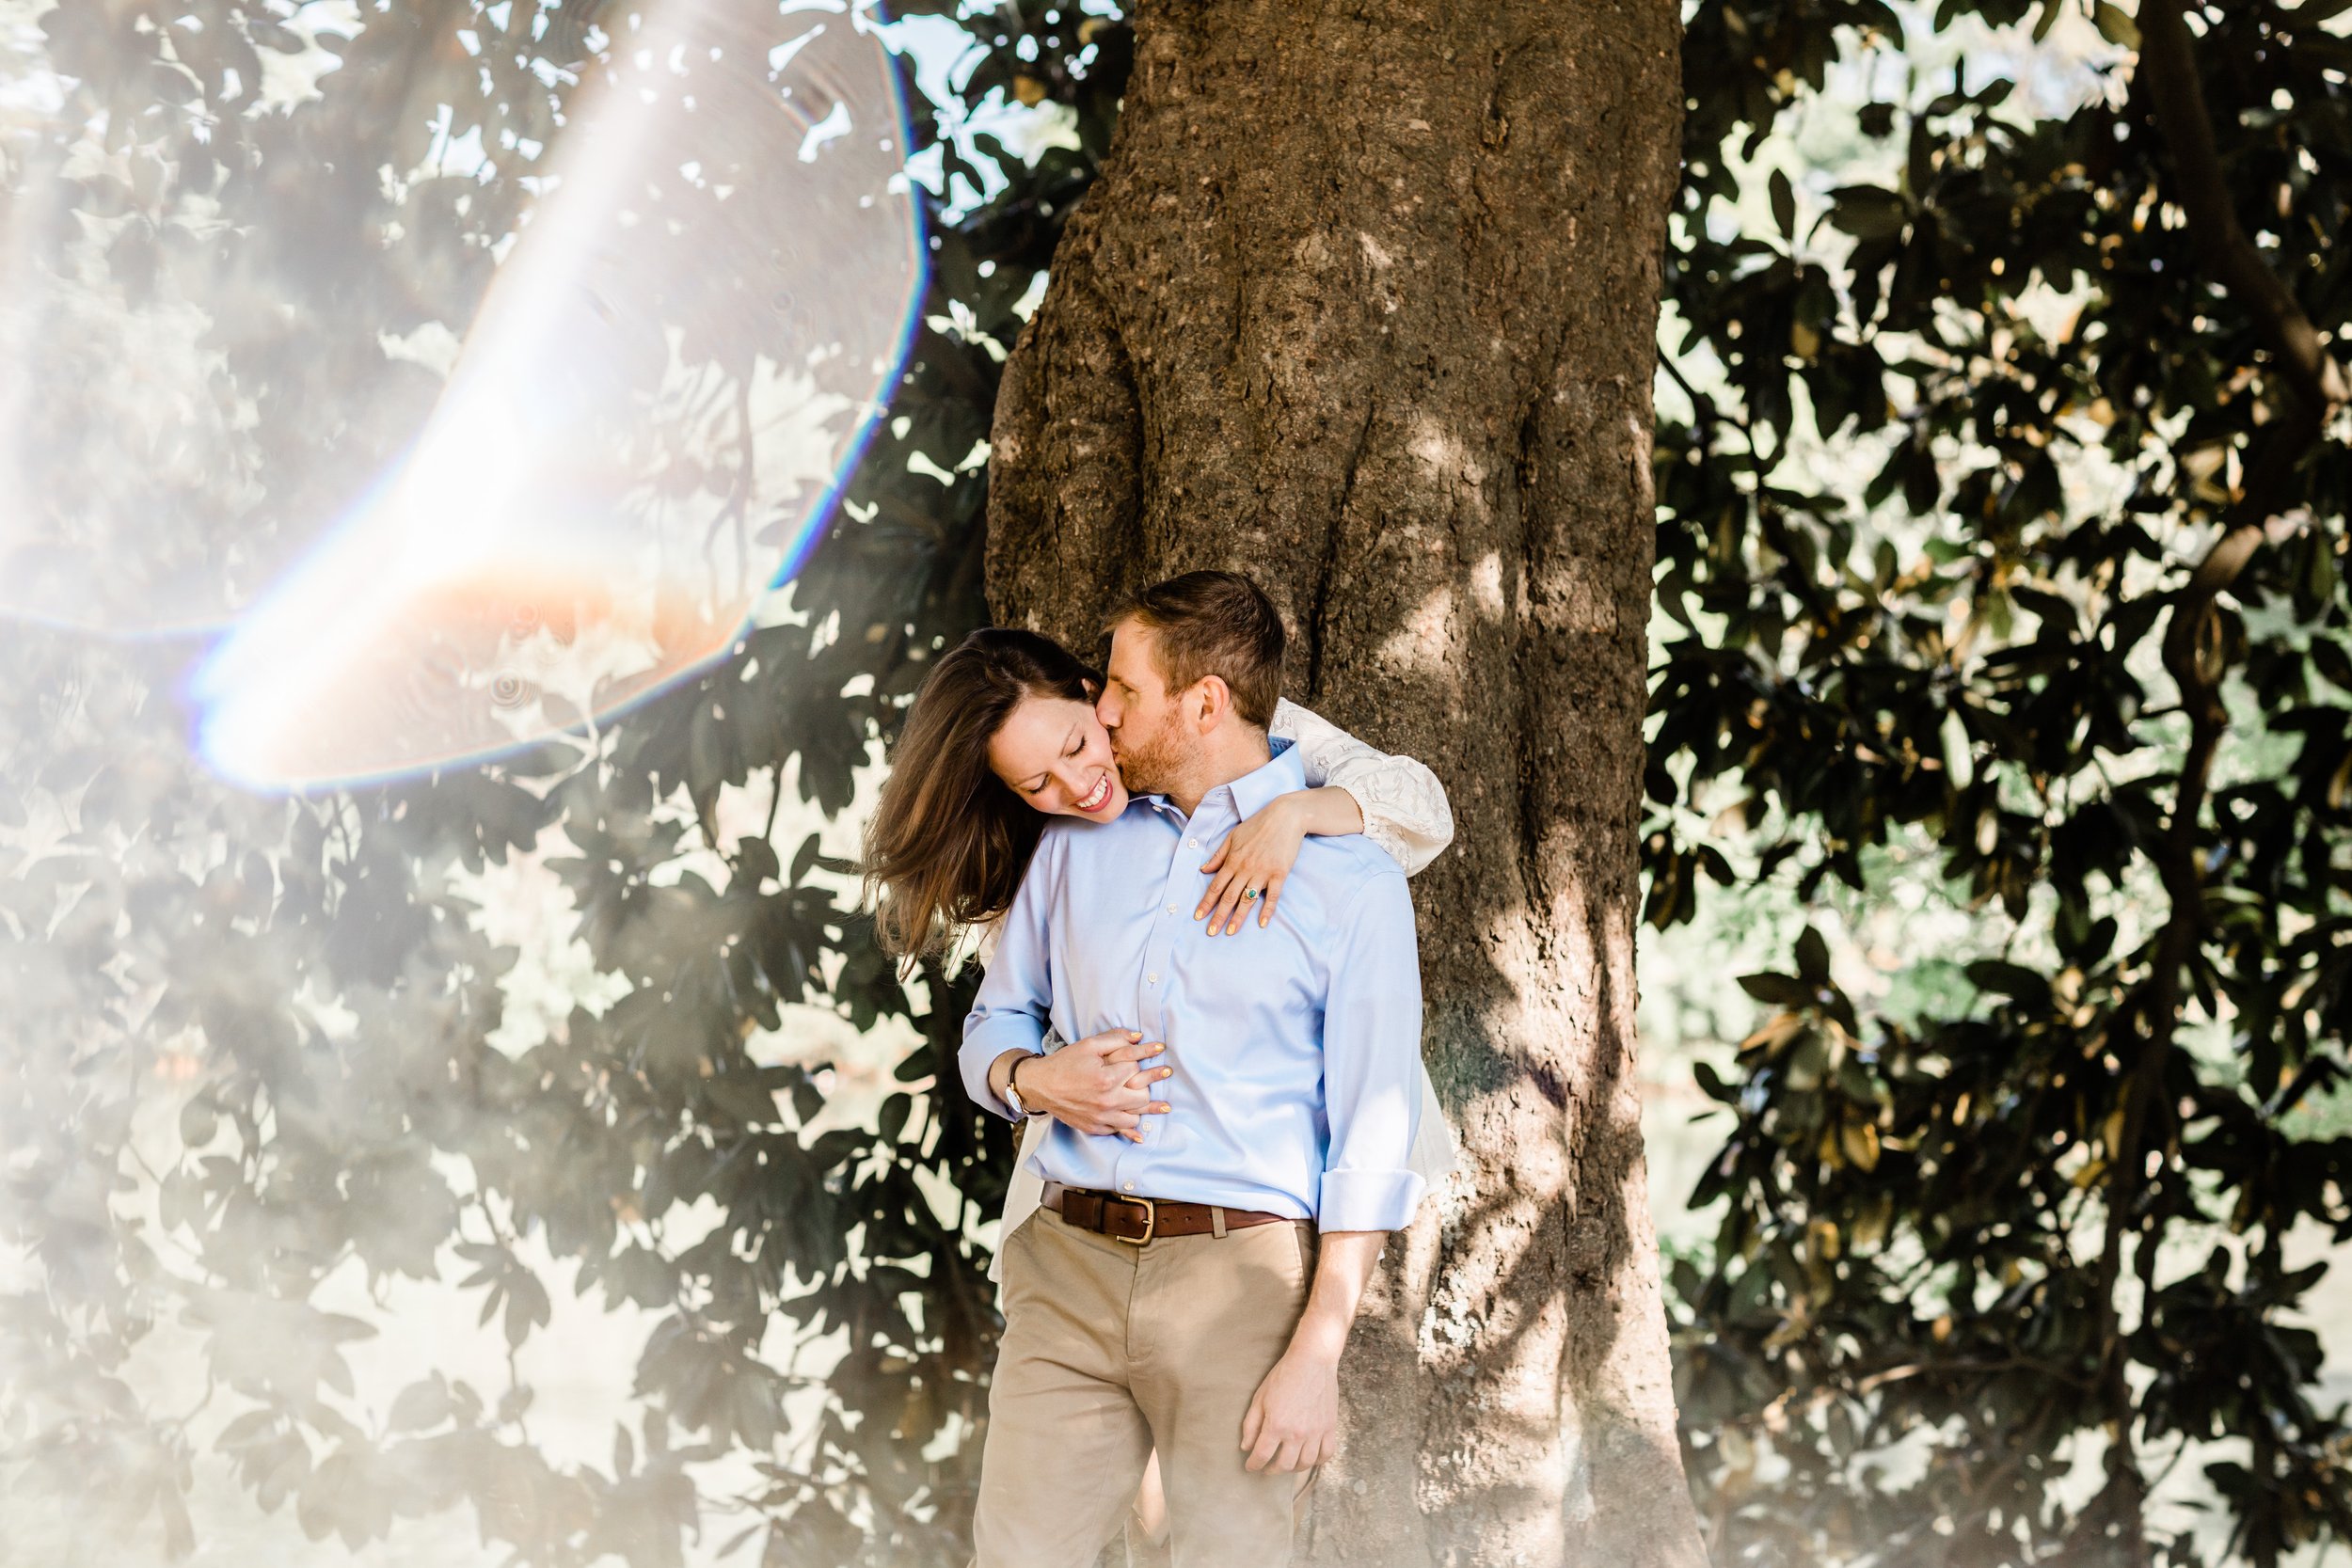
[1268,698,1456,876]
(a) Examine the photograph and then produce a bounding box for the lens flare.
[202,0,922,788]
[0,0,923,789]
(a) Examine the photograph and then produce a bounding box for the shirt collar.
[1139,736,1302,822]
[1211,736,1305,822]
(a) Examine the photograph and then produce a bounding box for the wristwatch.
[1003,1052,1046,1119]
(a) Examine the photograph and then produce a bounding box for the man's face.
[1098,620,1190,797]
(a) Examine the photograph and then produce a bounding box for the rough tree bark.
[983,3,1699,1565]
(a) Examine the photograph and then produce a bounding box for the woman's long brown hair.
[862,627,1100,958]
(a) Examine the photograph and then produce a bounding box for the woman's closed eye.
[1020,729,1085,795]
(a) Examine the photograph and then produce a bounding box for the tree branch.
[2137,0,2348,419]
[2083,5,2350,1556]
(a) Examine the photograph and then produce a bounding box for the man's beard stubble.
[1111,714,1186,800]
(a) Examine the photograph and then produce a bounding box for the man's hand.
[1239,1345,1340,1474]
[995,1030,1172,1142]
[1238,1229,1389,1473]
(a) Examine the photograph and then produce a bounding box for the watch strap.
[1004,1051,1042,1118]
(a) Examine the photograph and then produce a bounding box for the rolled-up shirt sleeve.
[1316,863,1426,1232]
[960,838,1057,1120]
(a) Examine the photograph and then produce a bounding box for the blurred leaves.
[0,1,1127,1562]
[1658,0,2352,1562]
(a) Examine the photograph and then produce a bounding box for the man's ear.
[1191,675,1233,733]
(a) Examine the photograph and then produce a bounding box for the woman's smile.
[1074,771,1116,814]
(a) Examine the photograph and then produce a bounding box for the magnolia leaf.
[387,1376,453,1433]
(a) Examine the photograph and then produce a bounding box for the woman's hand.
[1200,789,1358,935]
[1016,1030,1173,1142]
[1198,795,1307,934]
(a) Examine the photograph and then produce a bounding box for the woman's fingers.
[1200,838,1230,875]
[1093,1093,1169,1140]
[1256,871,1286,927]
[1222,872,1265,935]
[1104,1038,1165,1067]
[1222,879,1259,935]
[1208,863,1266,935]
[1194,865,1237,925]
[1121,1065,1177,1091]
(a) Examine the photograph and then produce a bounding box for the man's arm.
[1314,863,1426,1232]
[960,832,1173,1138]
[959,837,1057,1118]
[1242,863,1426,1472]
[1240,1230,1385,1473]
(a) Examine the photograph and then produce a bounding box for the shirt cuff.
[962,1020,1047,1120]
[1315,1167,1427,1233]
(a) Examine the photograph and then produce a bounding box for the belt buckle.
[1108,1195,1156,1245]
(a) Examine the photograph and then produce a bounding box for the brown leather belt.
[1041,1181,1292,1244]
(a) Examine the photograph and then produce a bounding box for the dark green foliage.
[1657,0,2352,1562]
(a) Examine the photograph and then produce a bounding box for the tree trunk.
[984,2,1698,1565]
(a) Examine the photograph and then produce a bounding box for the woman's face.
[987,692,1130,821]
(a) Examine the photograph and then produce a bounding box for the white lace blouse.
[988,702,1458,1277]
[1266,698,1455,875]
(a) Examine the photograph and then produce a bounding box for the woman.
[863,626,1455,1544]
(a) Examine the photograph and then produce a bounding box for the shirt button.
[1166,904,1179,915]
[1146,973,1161,984]
[1122,1183,1136,1193]
[1186,838,1200,849]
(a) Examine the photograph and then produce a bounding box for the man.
[961,570,1427,1567]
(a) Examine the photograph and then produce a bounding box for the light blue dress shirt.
[961,740,1426,1233]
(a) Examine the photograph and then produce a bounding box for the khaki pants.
[972,1205,1318,1568]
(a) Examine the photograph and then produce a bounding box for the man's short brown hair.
[1106,570,1286,728]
